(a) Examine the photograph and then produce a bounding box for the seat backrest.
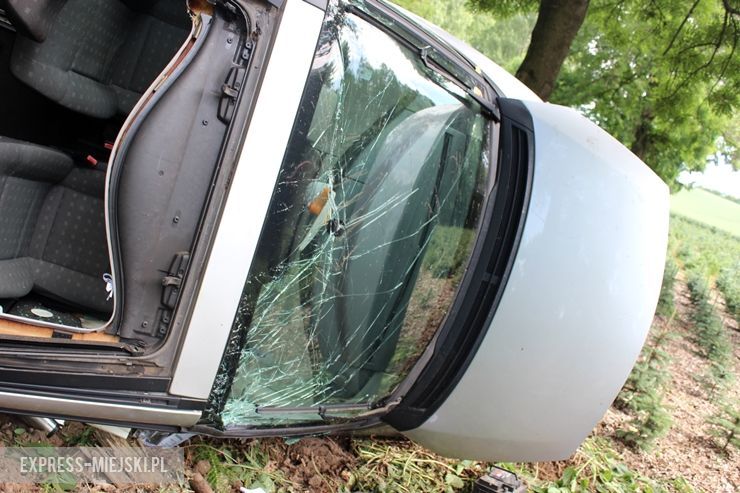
[9,0,132,118]
[0,137,72,299]
[29,167,112,314]
[8,0,190,118]
[109,0,192,114]
[0,138,111,314]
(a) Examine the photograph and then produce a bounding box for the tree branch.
[709,18,738,96]
[723,0,740,16]
[669,9,731,99]
[663,0,701,55]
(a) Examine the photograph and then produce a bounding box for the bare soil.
[269,437,355,492]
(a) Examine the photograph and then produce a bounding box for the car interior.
[0,0,192,338]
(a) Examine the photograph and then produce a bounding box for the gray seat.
[0,137,111,314]
[2,0,190,118]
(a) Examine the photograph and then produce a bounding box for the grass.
[668,215,740,279]
[1,419,705,493]
[422,226,476,280]
[519,437,686,493]
[344,437,691,493]
[670,188,740,237]
[347,439,484,493]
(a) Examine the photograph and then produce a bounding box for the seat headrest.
[1,0,67,42]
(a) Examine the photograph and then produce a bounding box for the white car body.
[0,0,668,462]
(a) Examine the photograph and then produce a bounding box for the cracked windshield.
[220,2,492,426]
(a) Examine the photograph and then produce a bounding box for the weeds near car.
[686,273,734,400]
[614,326,675,450]
[656,257,679,317]
[525,437,691,493]
[346,439,485,493]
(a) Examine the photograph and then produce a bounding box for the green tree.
[616,388,673,451]
[615,326,675,451]
[707,404,740,454]
[393,0,534,72]
[656,257,679,318]
[552,0,739,186]
[470,0,591,100]
[400,0,739,186]
[686,273,734,400]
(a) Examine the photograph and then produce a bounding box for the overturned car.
[0,0,668,461]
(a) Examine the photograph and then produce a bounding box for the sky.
[678,161,740,199]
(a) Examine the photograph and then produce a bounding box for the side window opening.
[213,5,491,428]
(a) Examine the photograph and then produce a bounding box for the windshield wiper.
[254,399,401,421]
[345,3,500,120]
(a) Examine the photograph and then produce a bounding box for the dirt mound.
[273,437,355,492]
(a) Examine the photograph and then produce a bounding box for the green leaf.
[561,467,577,487]
[445,473,465,489]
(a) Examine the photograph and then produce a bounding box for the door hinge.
[162,252,190,309]
[218,66,247,123]
[147,252,190,338]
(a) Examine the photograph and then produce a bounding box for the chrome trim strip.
[0,391,201,427]
[169,0,325,399]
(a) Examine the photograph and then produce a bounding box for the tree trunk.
[631,109,655,160]
[515,0,590,100]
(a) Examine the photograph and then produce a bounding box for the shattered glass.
[217,2,491,427]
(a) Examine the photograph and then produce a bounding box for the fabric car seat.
[2,0,191,118]
[0,137,111,314]
[0,0,191,316]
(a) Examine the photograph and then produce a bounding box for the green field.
[670,188,740,237]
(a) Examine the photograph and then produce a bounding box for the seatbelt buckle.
[86,155,99,167]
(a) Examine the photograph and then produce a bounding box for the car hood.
[406,99,669,461]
